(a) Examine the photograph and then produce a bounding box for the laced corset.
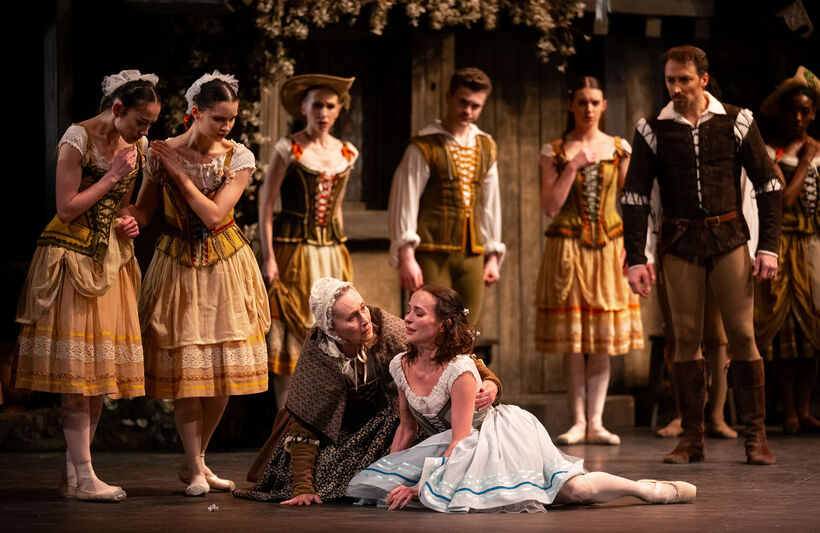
[272,137,358,246]
[768,145,820,234]
[543,137,629,248]
[389,353,482,434]
[37,124,145,263]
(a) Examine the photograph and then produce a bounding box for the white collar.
[657,91,725,125]
[417,120,489,147]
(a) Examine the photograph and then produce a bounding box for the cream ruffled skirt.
[15,232,145,398]
[535,236,643,355]
[140,245,270,399]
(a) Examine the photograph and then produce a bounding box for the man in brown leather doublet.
[622,45,783,465]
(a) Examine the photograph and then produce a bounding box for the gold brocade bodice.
[37,125,144,263]
[154,145,249,268]
[545,138,627,248]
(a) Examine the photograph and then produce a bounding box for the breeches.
[416,251,485,321]
[662,245,759,362]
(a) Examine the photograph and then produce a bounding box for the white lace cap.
[101,69,159,96]
[185,70,239,114]
[309,277,353,342]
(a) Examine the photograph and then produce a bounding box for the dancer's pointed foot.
[638,479,696,504]
[179,464,235,492]
[555,423,586,445]
[75,463,126,503]
[185,474,210,497]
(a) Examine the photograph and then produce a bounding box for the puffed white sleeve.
[272,137,293,165]
[620,137,633,155]
[540,143,555,158]
[57,125,88,158]
[230,143,257,173]
[479,160,507,264]
[343,141,359,166]
[388,144,430,268]
[445,356,481,393]
[389,352,408,389]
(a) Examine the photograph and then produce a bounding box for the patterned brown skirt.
[234,406,399,502]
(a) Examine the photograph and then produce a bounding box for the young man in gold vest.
[388,67,505,322]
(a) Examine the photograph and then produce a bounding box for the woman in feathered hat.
[257,74,359,409]
[755,66,820,434]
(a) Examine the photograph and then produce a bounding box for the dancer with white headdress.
[129,71,270,497]
[15,69,161,502]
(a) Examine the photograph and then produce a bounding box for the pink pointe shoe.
[586,426,621,445]
[638,479,696,504]
[555,423,586,445]
[179,465,235,492]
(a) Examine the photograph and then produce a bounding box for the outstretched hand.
[280,493,323,506]
[386,484,418,510]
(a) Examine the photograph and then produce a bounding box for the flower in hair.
[185,70,239,114]
[101,70,158,96]
[463,308,470,316]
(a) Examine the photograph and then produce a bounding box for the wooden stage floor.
[1,427,818,533]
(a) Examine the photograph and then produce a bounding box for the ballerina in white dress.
[347,285,696,513]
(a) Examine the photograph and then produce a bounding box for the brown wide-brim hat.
[760,66,819,116]
[280,74,355,117]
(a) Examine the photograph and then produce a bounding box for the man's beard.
[672,99,690,113]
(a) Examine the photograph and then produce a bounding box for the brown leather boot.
[731,359,776,465]
[664,360,706,464]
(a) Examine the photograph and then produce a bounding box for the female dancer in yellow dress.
[258,74,357,408]
[130,71,270,496]
[15,70,160,501]
[535,76,643,445]
[755,67,820,433]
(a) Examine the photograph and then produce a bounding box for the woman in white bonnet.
[235,277,502,506]
[128,71,270,497]
[14,69,160,502]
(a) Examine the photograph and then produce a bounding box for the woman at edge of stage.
[15,69,161,502]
